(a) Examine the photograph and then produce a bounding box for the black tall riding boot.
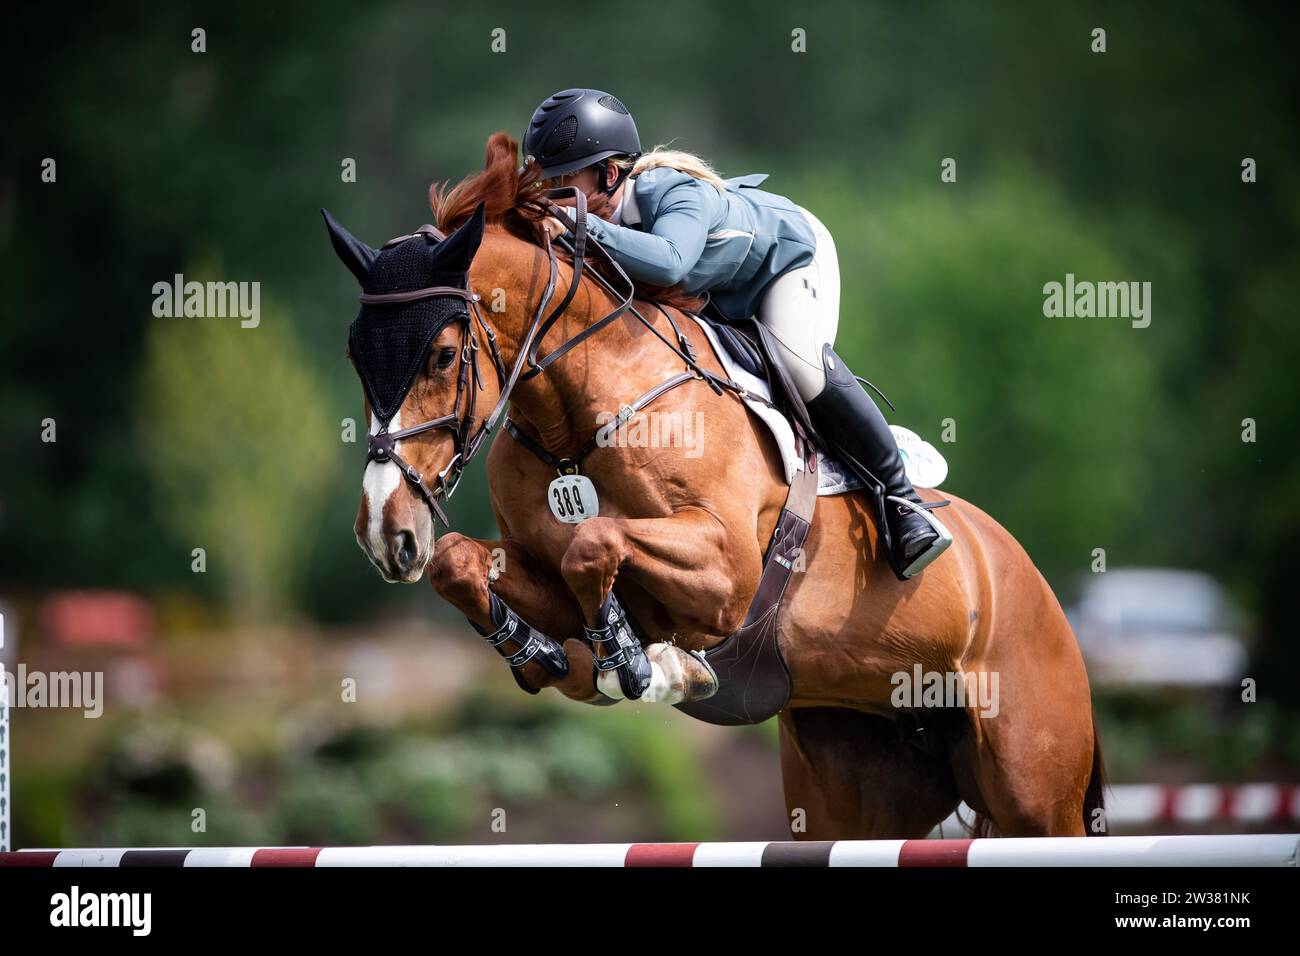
[804,344,952,580]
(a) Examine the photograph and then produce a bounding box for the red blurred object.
[38,591,154,649]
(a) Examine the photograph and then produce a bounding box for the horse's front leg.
[428,532,603,702]
[560,508,763,703]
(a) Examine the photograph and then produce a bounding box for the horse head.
[323,203,488,583]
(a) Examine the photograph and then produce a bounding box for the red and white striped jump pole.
[2,834,1297,867]
[933,785,1300,835]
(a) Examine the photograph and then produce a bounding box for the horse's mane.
[429,132,705,314]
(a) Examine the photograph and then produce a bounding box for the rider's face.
[558,160,619,197]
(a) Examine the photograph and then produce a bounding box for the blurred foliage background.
[1,0,1297,847]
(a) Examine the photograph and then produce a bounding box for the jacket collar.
[612,170,769,225]
[615,178,643,226]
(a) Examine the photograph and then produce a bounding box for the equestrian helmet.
[523,88,641,180]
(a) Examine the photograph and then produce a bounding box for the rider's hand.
[542,216,567,243]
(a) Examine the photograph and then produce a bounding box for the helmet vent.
[598,94,629,114]
[545,115,578,155]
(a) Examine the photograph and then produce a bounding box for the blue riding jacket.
[579,168,817,320]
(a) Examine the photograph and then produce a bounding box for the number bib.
[547,474,600,524]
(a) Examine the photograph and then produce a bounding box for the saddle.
[694,297,824,454]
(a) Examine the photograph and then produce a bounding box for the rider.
[523,88,951,580]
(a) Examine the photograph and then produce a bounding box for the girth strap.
[673,459,819,726]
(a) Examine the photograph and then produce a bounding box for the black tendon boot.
[805,344,952,580]
[586,592,652,700]
[469,590,570,694]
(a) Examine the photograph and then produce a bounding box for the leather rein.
[363,186,766,527]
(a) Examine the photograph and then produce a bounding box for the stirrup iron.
[887,495,953,579]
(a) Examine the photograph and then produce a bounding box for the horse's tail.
[963,714,1107,838]
[1082,713,1108,836]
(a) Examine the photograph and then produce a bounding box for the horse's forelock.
[430,132,545,237]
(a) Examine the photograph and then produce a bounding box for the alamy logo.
[3,665,103,718]
[594,408,705,458]
[1042,273,1151,328]
[50,886,152,936]
[152,273,261,328]
[890,664,1000,718]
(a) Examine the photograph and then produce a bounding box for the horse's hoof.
[609,644,719,705]
[686,648,719,701]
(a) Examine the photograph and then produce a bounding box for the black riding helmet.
[523,88,641,193]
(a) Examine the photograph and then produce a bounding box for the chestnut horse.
[329,133,1104,839]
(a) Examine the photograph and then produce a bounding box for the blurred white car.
[1066,568,1248,688]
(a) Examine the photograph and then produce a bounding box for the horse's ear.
[430,201,486,275]
[321,208,377,283]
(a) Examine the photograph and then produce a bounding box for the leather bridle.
[361,283,494,528]
[361,186,756,529]
[362,188,629,527]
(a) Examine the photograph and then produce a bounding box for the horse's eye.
[433,346,458,371]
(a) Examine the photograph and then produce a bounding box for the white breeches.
[755,206,841,400]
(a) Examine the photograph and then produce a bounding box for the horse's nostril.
[395,530,418,570]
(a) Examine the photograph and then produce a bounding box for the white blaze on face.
[363,410,402,557]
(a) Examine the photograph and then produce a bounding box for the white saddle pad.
[688,315,948,495]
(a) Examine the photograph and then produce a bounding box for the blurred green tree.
[135,264,336,621]
[793,166,1168,580]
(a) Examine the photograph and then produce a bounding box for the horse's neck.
[514,378,581,454]
[475,229,688,456]
[473,232,618,454]
[509,329,629,456]
[478,234,686,457]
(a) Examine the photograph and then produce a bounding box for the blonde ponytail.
[613,146,728,190]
